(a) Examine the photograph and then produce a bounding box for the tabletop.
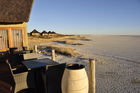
[22,58,59,70]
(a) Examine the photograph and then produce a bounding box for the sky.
[28,0,140,35]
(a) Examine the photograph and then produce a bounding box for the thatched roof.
[0,0,34,23]
[48,31,56,34]
[41,31,48,34]
[30,29,40,34]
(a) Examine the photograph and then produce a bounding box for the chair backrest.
[7,54,23,68]
[13,72,28,93]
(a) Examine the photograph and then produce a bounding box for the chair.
[6,60,29,93]
[0,61,15,93]
[45,63,66,93]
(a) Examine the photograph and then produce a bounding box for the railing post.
[89,59,96,93]
[51,49,56,61]
[34,45,38,53]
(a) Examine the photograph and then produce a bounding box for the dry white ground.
[39,35,140,93]
[54,35,140,93]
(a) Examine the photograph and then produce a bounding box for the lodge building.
[0,0,34,52]
[30,29,40,36]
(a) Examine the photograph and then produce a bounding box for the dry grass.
[28,35,75,46]
[54,40,74,44]
[28,35,90,57]
[67,36,91,41]
[54,40,84,45]
[64,40,75,44]
[39,44,80,57]
[28,35,88,46]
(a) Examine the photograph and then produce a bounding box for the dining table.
[22,58,66,93]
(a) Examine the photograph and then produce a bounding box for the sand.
[38,35,140,93]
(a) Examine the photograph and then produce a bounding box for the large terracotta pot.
[61,64,89,93]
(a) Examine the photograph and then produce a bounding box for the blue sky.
[28,0,140,35]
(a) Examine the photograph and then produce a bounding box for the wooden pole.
[34,45,38,53]
[51,49,56,61]
[89,59,96,93]
[8,28,13,48]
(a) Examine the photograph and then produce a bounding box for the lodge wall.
[0,22,28,51]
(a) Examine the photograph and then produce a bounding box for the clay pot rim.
[66,64,85,70]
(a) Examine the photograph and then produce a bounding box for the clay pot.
[61,64,89,93]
